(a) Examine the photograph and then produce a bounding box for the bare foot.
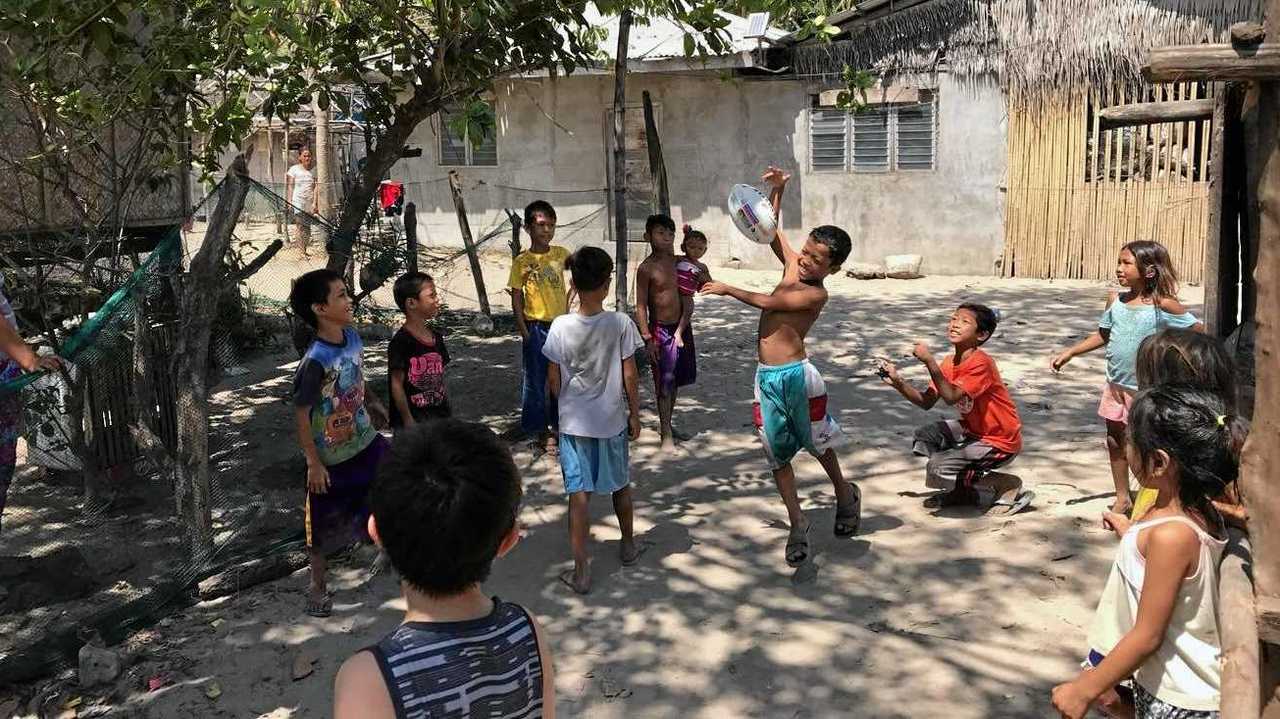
[620,539,647,566]
[660,435,677,452]
[558,567,590,595]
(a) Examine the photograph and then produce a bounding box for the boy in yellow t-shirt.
[509,200,571,454]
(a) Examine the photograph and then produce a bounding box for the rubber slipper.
[834,501,861,538]
[994,490,1035,515]
[924,488,978,509]
[304,592,333,618]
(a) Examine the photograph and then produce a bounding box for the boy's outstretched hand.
[699,281,729,297]
[912,342,934,365]
[876,359,900,386]
[1050,350,1072,372]
[762,166,791,189]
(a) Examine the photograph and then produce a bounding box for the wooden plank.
[1099,98,1216,128]
[1143,43,1280,82]
[1221,530,1262,716]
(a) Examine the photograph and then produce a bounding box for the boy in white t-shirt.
[542,246,645,595]
[285,147,317,255]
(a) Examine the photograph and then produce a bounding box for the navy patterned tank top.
[369,598,544,718]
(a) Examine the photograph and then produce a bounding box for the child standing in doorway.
[542,247,646,594]
[508,200,570,456]
[1050,241,1201,516]
[388,272,450,429]
[1052,386,1235,719]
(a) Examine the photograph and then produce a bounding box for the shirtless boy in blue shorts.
[700,166,861,567]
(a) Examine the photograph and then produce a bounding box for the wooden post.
[611,9,632,311]
[1143,44,1280,82]
[642,90,669,216]
[1239,2,1280,717]
[1221,531,1262,717]
[1204,85,1230,337]
[447,170,491,316]
[505,208,522,258]
[404,201,418,274]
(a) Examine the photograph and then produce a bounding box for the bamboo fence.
[1002,83,1213,282]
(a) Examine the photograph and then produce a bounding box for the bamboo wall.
[1002,84,1212,283]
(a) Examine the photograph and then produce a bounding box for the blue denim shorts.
[559,430,629,495]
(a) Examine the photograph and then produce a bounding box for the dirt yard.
[0,241,1206,718]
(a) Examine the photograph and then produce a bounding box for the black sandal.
[784,523,811,567]
[834,488,862,538]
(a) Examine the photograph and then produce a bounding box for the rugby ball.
[727,184,778,244]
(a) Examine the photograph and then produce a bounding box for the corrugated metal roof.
[583,5,786,61]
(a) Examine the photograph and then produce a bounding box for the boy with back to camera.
[542,247,646,594]
[636,214,693,450]
[509,200,570,456]
[699,167,861,567]
[387,271,451,428]
[288,269,390,618]
[879,303,1034,514]
[333,420,555,718]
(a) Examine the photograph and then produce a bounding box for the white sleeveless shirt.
[1087,515,1227,711]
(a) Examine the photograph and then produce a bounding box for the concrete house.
[384,6,1007,276]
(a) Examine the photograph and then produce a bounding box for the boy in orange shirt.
[879,303,1033,514]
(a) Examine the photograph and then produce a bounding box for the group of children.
[280,166,1242,717]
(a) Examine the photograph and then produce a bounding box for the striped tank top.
[370,598,545,718]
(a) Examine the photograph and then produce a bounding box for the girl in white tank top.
[1051,386,1244,719]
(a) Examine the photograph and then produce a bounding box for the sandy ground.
[2,238,1206,718]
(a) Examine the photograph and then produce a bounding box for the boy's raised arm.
[700,280,822,314]
[762,166,797,266]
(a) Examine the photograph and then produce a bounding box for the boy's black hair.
[565,246,613,293]
[809,225,852,267]
[523,199,557,226]
[289,269,344,329]
[371,420,522,596]
[645,213,676,235]
[393,271,435,312]
[1128,385,1246,526]
[957,302,999,343]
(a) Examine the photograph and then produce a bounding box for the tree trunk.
[611,10,632,311]
[326,84,439,274]
[314,95,332,220]
[171,153,252,563]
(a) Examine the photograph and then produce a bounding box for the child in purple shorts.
[543,247,645,595]
[636,214,693,450]
[290,269,390,617]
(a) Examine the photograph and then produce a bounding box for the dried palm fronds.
[793,0,1267,101]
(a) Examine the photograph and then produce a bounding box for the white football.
[727,184,778,244]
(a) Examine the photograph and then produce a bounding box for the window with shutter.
[438,104,498,167]
[809,109,848,171]
[852,109,891,172]
[896,103,935,170]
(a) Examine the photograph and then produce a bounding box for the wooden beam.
[1204,87,1229,336]
[611,10,632,311]
[1143,44,1280,82]
[1098,99,1214,129]
[446,170,491,317]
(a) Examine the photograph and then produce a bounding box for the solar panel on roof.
[745,12,770,39]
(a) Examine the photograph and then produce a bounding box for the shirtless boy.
[636,214,691,450]
[700,167,861,566]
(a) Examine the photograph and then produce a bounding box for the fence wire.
[0,171,616,690]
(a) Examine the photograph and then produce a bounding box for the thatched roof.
[792,0,1267,99]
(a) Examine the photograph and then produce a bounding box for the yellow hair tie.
[1216,414,1227,427]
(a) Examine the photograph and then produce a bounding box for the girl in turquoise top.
[1050,241,1202,517]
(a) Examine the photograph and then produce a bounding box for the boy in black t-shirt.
[388,272,451,428]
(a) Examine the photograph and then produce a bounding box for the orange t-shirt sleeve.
[950,354,995,401]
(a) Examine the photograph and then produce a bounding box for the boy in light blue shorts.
[542,247,645,595]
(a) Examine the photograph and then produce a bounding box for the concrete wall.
[370,70,1007,275]
[801,73,1007,276]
